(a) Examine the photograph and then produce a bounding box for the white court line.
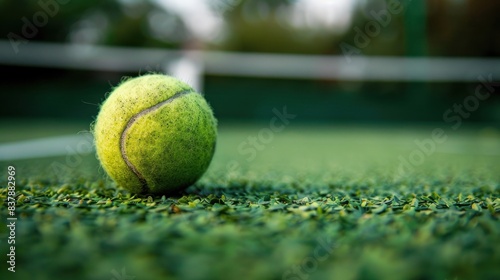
[0,134,94,161]
[1,133,499,162]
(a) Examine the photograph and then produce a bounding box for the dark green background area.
[1,0,499,125]
[1,67,499,125]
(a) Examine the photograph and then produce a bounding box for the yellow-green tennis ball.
[93,74,217,194]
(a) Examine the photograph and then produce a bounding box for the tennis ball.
[93,74,217,194]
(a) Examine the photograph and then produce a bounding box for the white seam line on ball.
[119,89,195,193]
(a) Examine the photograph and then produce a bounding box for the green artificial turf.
[1,124,499,280]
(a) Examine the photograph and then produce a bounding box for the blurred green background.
[0,0,499,125]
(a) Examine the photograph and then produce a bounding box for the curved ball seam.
[119,89,195,193]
